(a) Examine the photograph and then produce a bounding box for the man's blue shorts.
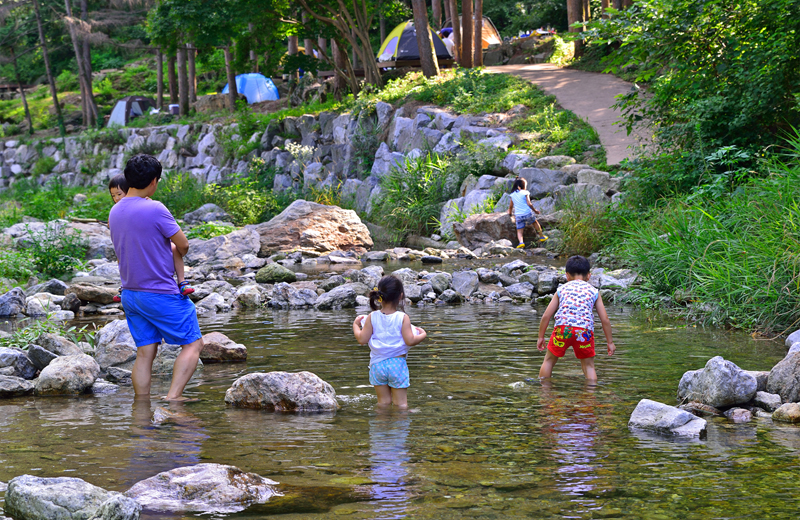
[369,357,410,388]
[121,290,202,347]
[515,213,537,230]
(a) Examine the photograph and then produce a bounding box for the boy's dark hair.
[108,174,129,193]
[124,154,162,190]
[565,255,591,276]
[369,275,405,312]
[511,177,527,192]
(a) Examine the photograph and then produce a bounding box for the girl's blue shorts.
[515,213,537,230]
[369,357,410,388]
[121,289,202,347]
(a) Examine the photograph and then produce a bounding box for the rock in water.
[65,283,118,304]
[94,320,138,371]
[628,399,707,438]
[0,375,35,398]
[676,356,757,408]
[723,408,752,423]
[255,263,296,284]
[225,371,339,411]
[766,351,800,404]
[5,474,140,520]
[753,391,782,412]
[0,347,37,379]
[37,333,82,356]
[0,287,26,316]
[314,285,357,310]
[677,402,723,418]
[200,332,247,363]
[773,403,800,423]
[183,228,260,268]
[451,270,479,299]
[35,354,100,395]
[254,200,373,255]
[124,464,281,514]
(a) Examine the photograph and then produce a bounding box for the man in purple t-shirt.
[109,154,203,401]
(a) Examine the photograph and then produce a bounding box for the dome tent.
[106,96,155,127]
[377,20,451,62]
[222,73,279,104]
[442,16,502,49]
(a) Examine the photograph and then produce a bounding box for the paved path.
[485,63,643,165]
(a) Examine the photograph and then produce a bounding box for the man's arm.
[169,230,189,257]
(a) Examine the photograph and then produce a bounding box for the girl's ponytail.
[368,287,383,311]
[371,275,405,312]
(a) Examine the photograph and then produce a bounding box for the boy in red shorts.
[537,255,616,382]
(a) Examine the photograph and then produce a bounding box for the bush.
[0,249,34,281]
[350,119,381,178]
[557,195,616,256]
[70,188,112,221]
[185,222,236,240]
[31,157,57,177]
[56,70,79,92]
[373,153,459,240]
[80,127,126,148]
[0,319,96,351]
[23,223,88,278]
[152,172,208,218]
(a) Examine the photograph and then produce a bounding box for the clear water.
[2,281,799,519]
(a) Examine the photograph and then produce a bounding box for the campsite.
[1,1,800,519]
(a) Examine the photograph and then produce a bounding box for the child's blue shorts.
[121,289,202,347]
[369,357,410,388]
[515,213,537,230]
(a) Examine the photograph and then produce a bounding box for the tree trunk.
[177,44,189,116]
[33,0,64,137]
[65,0,98,127]
[473,0,483,66]
[351,29,359,70]
[444,0,451,23]
[622,0,633,7]
[567,0,584,57]
[80,0,91,78]
[432,0,442,29]
[612,0,623,10]
[288,35,299,81]
[332,39,347,99]
[582,0,591,21]
[449,0,461,63]
[379,1,386,42]
[188,44,196,103]
[11,47,33,135]
[302,13,314,56]
[156,49,164,110]
[318,37,327,57]
[461,0,473,67]
[410,0,439,77]
[602,0,609,18]
[168,54,178,104]
[223,45,238,112]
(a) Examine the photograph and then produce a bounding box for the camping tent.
[222,73,279,104]
[106,96,155,127]
[442,16,502,49]
[377,20,451,62]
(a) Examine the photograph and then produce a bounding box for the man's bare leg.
[132,344,158,397]
[165,338,204,400]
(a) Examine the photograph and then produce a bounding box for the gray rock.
[785,329,800,348]
[0,347,36,379]
[789,342,800,356]
[35,354,100,395]
[534,155,576,169]
[421,255,442,264]
[0,287,25,316]
[200,332,247,363]
[519,270,539,286]
[754,391,782,412]
[743,370,769,392]
[462,189,494,215]
[24,279,68,297]
[428,273,452,295]
[6,474,140,520]
[537,271,560,295]
[314,285,357,310]
[677,356,758,408]
[554,183,609,206]
[376,102,394,129]
[476,268,500,284]
[183,203,230,224]
[577,168,621,193]
[362,250,389,262]
[628,398,707,438]
[94,320,137,371]
[224,371,339,411]
[105,367,132,383]
[38,333,83,356]
[452,270,479,299]
[404,284,423,302]
[270,282,317,309]
[772,402,800,423]
[60,293,81,313]
[391,268,418,286]
[86,263,120,279]
[27,344,58,371]
[371,143,406,178]
[255,263,297,284]
[766,352,800,403]
[152,344,204,375]
[90,380,119,395]
[440,289,462,303]
[125,464,279,515]
[0,374,35,397]
[184,229,260,268]
[500,259,528,275]
[516,168,572,199]
[319,275,346,292]
[506,282,535,300]
[723,408,752,423]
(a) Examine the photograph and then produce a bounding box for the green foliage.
[0,249,34,281]
[546,36,574,65]
[31,156,57,176]
[80,127,127,148]
[69,188,113,221]
[56,70,79,92]
[556,194,616,256]
[350,119,381,178]
[22,223,88,279]
[152,172,209,218]
[0,319,97,351]
[185,222,236,240]
[452,139,506,179]
[22,180,72,221]
[373,153,460,241]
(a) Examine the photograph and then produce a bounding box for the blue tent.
[222,73,279,103]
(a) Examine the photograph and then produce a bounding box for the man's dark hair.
[108,174,128,193]
[123,154,162,189]
[565,255,591,276]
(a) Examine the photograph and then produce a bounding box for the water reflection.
[368,407,411,519]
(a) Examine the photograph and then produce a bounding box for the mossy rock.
[255,263,296,284]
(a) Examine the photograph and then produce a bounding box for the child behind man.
[108,174,193,299]
[537,255,616,382]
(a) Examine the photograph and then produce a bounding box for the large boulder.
[0,287,26,316]
[253,200,373,255]
[766,352,800,403]
[35,354,100,395]
[183,229,260,268]
[24,279,69,297]
[38,333,83,356]
[65,283,118,305]
[27,345,59,371]
[125,464,279,515]
[183,203,230,224]
[314,285,357,310]
[5,475,140,520]
[628,398,707,438]
[0,347,37,379]
[255,263,296,284]
[516,167,572,198]
[270,282,318,309]
[94,320,137,371]
[452,212,555,250]
[0,375,35,398]
[224,371,339,411]
[452,270,479,299]
[677,356,758,408]
[200,332,247,363]
[772,403,800,423]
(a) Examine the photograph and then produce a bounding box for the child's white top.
[509,189,533,217]
[554,280,599,331]
[368,310,410,367]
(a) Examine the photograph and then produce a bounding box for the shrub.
[31,157,57,177]
[69,188,112,221]
[81,127,126,148]
[152,172,208,218]
[556,195,616,256]
[0,249,34,281]
[350,119,381,178]
[23,223,89,278]
[56,70,79,92]
[23,180,73,221]
[0,319,97,351]
[185,222,236,240]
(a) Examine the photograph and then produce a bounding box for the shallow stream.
[1,267,799,519]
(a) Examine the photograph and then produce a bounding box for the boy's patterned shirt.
[554,280,599,331]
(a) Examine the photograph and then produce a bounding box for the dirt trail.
[485,63,645,165]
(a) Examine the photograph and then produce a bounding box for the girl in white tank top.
[353,275,428,408]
